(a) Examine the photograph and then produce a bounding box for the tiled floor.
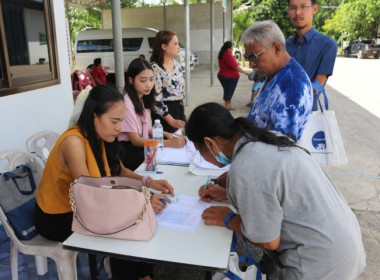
[0,226,109,280]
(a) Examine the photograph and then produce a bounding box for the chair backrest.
[26,130,59,165]
[0,149,43,241]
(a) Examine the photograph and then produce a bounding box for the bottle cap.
[154,119,161,124]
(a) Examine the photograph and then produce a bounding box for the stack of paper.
[157,139,196,166]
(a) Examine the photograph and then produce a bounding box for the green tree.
[233,8,254,44]
[323,0,380,43]
[66,7,102,51]
[313,0,341,31]
[249,0,293,37]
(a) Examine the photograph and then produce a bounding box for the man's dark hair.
[94,58,101,66]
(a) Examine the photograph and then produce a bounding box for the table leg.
[89,253,100,280]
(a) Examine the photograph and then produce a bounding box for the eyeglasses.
[288,4,314,13]
[244,43,273,63]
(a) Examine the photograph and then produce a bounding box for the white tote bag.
[212,233,262,280]
[298,88,347,166]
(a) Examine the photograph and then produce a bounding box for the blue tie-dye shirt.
[247,58,312,141]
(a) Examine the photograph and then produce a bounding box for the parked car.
[74,28,196,72]
[344,39,380,59]
[178,48,195,72]
[233,47,241,60]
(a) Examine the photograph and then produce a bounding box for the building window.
[0,0,59,97]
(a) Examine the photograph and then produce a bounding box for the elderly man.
[243,20,313,141]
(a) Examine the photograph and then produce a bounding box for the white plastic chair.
[0,149,78,280]
[26,130,59,165]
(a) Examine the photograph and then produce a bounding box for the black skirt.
[118,140,144,171]
[151,100,186,133]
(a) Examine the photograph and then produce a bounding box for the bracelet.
[141,175,150,185]
[224,212,236,230]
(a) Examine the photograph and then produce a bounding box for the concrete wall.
[0,1,73,151]
[102,3,232,64]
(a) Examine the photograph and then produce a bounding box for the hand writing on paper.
[150,193,170,213]
[198,183,227,202]
[166,133,186,148]
[147,179,175,196]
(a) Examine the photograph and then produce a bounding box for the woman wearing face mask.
[150,30,186,133]
[118,58,185,171]
[186,102,366,280]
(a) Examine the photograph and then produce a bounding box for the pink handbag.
[69,176,157,241]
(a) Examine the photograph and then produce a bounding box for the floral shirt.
[151,59,185,116]
[247,58,313,141]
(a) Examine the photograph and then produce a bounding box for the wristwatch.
[141,175,150,185]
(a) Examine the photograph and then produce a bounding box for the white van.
[73,27,194,72]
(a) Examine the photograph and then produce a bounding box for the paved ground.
[1,57,378,279]
[180,56,380,280]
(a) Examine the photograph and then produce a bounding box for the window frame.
[0,0,60,97]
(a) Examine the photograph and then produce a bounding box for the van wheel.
[357,50,363,59]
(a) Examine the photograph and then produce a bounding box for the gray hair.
[240,20,286,48]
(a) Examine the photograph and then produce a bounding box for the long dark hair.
[218,41,233,61]
[186,103,297,153]
[77,85,124,176]
[125,58,155,115]
[150,30,176,65]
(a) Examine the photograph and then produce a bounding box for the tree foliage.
[66,7,102,50]
[323,0,380,43]
[233,8,254,44]
[249,0,293,37]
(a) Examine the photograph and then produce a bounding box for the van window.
[77,38,144,53]
[77,39,113,53]
[148,37,155,48]
[122,38,143,52]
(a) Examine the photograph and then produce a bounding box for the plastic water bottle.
[152,119,164,159]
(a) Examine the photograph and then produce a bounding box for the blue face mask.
[205,141,231,166]
[215,151,231,165]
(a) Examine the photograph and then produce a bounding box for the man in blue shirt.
[286,0,337,110]
[242,20,313,141]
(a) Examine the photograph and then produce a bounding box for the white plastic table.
[63,165,233,278]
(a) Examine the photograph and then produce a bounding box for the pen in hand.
[150,191,168,205]
[203,175,212,191]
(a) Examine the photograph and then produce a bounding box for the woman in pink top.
[218,41,249,110]
[118,58,185,171]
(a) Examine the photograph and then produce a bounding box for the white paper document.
[157,139,196,166]
[155,194,211,232]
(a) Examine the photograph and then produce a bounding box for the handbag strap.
[69,185,151,236]
[312,80,329,112]
[3,164,36,195]
[225,232,262,280]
